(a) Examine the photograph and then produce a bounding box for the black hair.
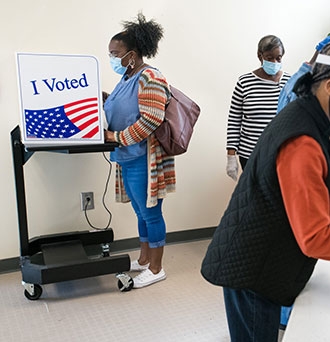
[293,42,330,97]
[258,35,285,55]
[112,13,164,59]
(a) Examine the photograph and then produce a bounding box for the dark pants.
[223,287,281,342]
[239,156,248,170]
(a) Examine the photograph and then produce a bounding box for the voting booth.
[11,54,133,300]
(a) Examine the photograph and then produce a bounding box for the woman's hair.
[258,35,285,55]
[112,13,164,58]
[293,42,330,97]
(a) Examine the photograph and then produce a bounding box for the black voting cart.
[10,126,133,300]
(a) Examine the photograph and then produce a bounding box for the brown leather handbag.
[154,85,200,156]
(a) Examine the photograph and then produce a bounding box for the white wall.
[1,0,329,259]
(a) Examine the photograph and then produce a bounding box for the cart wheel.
[116,273,134,292]
[24,284,43,300]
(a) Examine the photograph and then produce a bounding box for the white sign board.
[16,53,104,147]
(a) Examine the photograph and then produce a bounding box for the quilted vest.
[201,94,330,306]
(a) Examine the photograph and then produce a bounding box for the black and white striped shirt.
[226,71,290,159]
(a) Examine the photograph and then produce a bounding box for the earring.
[129,58,135,69]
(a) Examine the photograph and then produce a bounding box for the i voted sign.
[16,53,104,147]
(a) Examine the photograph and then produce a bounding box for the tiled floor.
[0,240,284,341]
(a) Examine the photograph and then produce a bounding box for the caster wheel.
[24,284,42,300]
[116,273,134,292]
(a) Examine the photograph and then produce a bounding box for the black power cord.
[83,152,113,230]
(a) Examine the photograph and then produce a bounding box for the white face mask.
[109,51,131,75]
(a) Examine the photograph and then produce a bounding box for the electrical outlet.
[81,192,94,211]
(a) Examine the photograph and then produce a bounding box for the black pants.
[239,156,248,171]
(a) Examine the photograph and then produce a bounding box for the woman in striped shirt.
[226,35,290,180]
[103,13,175,289]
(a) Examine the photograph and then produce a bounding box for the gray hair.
[258,35,285,55]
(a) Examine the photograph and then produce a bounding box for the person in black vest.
[276,34,330,331]
[201,42,330,342]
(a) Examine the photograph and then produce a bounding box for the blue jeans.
[223,287,281,342]
[280,305,292,327]
[119,154,166,248]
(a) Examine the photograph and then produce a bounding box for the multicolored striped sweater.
[114,68,176,208]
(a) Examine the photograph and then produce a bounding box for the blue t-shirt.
[104,71,147,162]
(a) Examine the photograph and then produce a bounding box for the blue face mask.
[110,51,131,75]
[262,60,282,76]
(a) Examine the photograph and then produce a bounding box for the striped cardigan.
[114,68,176,208]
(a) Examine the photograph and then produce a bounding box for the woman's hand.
[104,129,116,142]
[102,91,109,105]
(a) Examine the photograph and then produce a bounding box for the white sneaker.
[133,268,166,288]
[130,260,150,272]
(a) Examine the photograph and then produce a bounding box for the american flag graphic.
[25,97,100,139]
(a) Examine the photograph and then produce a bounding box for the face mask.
[262,60,282,76]
[110,51,131,75]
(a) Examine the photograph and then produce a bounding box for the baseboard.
[0,227,215,274]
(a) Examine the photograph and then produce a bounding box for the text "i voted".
[30,73,89,95]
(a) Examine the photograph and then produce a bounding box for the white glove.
[226,155,238,181]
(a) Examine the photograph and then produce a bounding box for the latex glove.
[316,35,330,51]
[226,155,238,181]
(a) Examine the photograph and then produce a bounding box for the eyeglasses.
[108,52,117,58]
[108,51,131,59]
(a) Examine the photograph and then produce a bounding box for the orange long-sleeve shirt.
[277,135,330,260]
